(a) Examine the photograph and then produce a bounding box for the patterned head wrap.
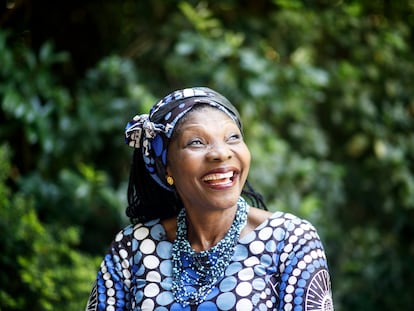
[125,87,242,191]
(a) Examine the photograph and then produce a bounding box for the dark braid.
[126,149,182,224]
[242,180,268,211]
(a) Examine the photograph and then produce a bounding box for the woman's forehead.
[173,106,237,133]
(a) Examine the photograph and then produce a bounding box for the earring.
[166,176,174,186]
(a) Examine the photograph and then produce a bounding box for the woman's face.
[167,106,251,213]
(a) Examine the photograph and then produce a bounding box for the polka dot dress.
[85,212,333,311]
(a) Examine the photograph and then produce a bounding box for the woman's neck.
[161,205,273,250]
[186,208,237,252]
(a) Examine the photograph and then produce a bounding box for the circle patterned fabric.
[85,212,333,311]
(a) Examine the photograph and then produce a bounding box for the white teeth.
[203,171,233,181]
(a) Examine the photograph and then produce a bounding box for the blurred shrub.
[0,144,100,311]
[1,1,414,310]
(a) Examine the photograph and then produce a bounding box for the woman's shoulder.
[245,207,273,231]
[113,218,168,244]
[242,207,322,250]
[247,207,317,234]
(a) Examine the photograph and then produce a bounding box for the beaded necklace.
[171,197,249,307]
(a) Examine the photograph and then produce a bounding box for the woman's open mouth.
[202,171,236,186]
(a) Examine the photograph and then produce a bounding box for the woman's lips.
[202,169,239,187]
[202,171,234,185]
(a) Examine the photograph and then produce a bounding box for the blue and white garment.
[85,212,334,311]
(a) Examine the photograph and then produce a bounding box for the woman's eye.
[187,139,203,146]
[228,133,241,142]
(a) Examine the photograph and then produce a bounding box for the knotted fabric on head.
[125,87,242,191]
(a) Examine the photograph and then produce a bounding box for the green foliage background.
[1,1,413,310]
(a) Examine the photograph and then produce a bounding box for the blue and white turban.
[125,87,242,191]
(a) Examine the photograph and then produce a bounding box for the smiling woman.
[167,106,251,218]
[85,87,334,311]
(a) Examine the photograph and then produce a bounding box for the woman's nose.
[206,142,232,161]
